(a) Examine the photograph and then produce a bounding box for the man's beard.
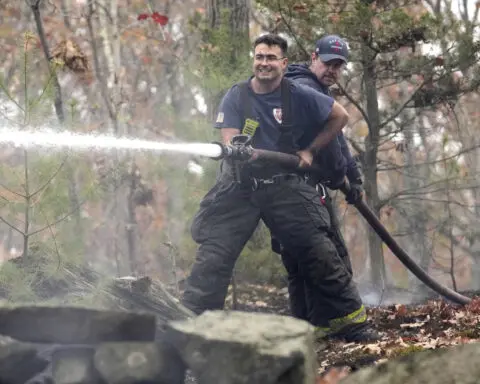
[322,75,337,85]
[255,69,279,83]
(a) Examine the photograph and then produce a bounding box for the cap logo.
[329,39,344,52]
[316,36,348,60]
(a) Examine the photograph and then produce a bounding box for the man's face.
[253,43,288,84]
[310,54,345,87]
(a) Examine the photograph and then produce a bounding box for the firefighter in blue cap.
[270,34,380,341]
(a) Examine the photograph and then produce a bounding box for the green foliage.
[199,9,252,91]
[0,261,37,302]
[456,328,480,339]
[236,222,287,284]
[0,33,106,302]
[389,344,425,358]
[186,7,252,114]
[0,242,71,303]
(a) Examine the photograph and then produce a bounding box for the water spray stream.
[0,127,223,158]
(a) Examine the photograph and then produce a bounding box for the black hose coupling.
[209,134,254,161]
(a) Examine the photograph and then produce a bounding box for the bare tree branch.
[378,178,480,209]
[85,0,116,123]
[347,137,365,155]
[30,158,68,199]
[336,82,370,127]
[0,216,24,237]
[378,142,480,171]
[37,201,63,272]
[60,0,72,30]
[30,0,65,123]
[28,195,86,236]
[379,80,426,129]
[0,182,27,200]
[276,1,309,58]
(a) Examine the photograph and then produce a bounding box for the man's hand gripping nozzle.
[210,134,254,183]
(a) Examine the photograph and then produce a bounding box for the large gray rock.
[341,341,480,384]
[166,310,316,384]
[0,335,49,383]
[51,346,100,384]
[0,305,156,344]
[94,342,185,384]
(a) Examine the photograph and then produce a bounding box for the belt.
[250,173,305,191]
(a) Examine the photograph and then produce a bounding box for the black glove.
[345,180,364,204]
[326,175,347,191]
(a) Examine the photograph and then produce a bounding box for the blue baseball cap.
[315,35,348,64]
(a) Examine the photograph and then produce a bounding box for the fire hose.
[209,135,471,305]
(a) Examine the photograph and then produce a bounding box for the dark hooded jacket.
[285,64,362,185]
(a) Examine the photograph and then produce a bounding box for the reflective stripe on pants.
[314,305,367,338]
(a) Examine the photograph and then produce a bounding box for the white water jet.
[0,127,223,158]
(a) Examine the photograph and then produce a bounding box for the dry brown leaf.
[395,304,408,316]
[418,337,439,349]
[316,367,350,384]
[395,337,409,347]
[444,319,459,325]
[363,343,383,355]
[400,322,425,328]
[455,311,466,319]
[51,39,90,74]
[465,297,480,314]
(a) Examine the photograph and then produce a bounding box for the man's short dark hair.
[253,34,288,56]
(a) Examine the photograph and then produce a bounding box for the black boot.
[327,322,382,343]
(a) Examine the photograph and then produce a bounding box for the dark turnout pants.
[182,170,364,331]
[279,189,355,324]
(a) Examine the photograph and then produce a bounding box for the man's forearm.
[308,122,344,152]
[221,128,241,144]
[308,102,348,152]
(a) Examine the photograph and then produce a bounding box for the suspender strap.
[277,77,295,153]
[239,81,259,137]
[239,80,252,120]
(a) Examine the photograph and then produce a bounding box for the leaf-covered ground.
[224,283,480,382]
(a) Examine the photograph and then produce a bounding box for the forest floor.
[224,283,480,383]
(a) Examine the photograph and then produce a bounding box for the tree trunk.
[96,0,136,275]
[206,0,251,304]
[401,111,431,296]
[207,0,250,33]
[205,0,250,121]
[455,99,480,289]
[361,44,386,288]
[459,101,480,290]
[31,0,83,254]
